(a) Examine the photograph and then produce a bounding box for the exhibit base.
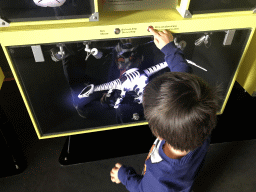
[59,125,155,165]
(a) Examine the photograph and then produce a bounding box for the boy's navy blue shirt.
[117,41,209,191]
[161,41,193,73]
[118,137,211,192]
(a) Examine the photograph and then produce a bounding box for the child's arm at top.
[149,27,174,50]
[149,28,192,73]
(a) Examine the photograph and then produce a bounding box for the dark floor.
[0,80,256,192]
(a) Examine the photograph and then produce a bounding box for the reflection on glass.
[59,38,168,123]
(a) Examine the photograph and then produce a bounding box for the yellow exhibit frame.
[0,8,255,139]
[236,31,256,96]
[0,67,4,89]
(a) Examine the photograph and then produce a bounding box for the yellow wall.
[0,67,4,89]
[237,31,256,95]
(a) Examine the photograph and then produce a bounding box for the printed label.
[100,30,109,35]
[154,25,179,31]
[121,28,137,34]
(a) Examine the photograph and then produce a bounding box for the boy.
[110,28,221,191]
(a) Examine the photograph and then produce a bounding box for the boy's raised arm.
[149,27,174,50]
[149,28,192,73]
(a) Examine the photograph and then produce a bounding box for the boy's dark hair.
[143,72,222,152]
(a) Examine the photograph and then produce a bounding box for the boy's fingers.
[149,28,160,37]
[110,168,116,174]
[115,163,122,168]
[158,31,165,36]
[150,28,171,35]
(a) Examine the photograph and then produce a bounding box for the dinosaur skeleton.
[78,62,167,108]
[78,59,206,108]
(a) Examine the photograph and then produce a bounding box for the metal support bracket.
[89,12,99,22]
[0,18,10,27]
[184,10,192,18]
[223,30,236,46]
[31,45,45,62]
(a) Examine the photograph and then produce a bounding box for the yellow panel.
[0,67,4,89]
[0,10,255,46]
[220,28,255,114]
[237,29,256,95]
[94,0,99,12]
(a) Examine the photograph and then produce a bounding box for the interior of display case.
[189,0,255,15]
[6,28,252,137]
[0,0,97,22]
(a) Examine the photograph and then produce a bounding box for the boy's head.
[143,72,222,152]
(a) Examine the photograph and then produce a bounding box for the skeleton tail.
[78,79,122,99]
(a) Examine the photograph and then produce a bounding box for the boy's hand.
[110,163,122,184]
[149,28,174,50]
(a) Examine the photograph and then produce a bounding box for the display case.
[0,0,99,27]
[0,4,255,139]
[177,0,256,18]
[0,27,254,138]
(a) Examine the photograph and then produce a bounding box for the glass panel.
[189,0,255,14]
[8,28,251,136]
[101,0,177,11]
[0,0,96,22]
